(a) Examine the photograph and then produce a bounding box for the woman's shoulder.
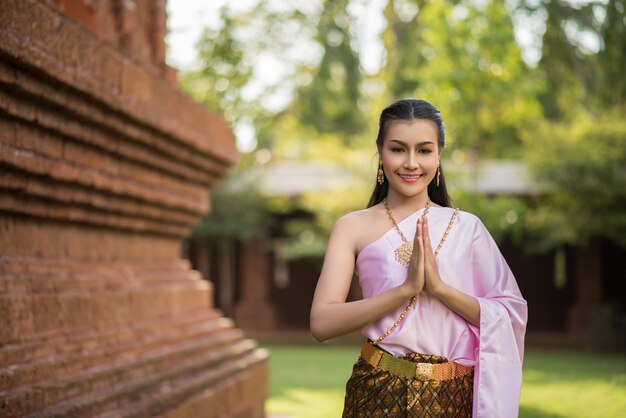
[332,205,389,252]
[334,204,384,230]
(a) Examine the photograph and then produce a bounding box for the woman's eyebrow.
[390,139,435,146]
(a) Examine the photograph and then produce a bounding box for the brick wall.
[0,1,267,417]
[52,0,175,82]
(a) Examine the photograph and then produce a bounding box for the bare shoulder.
[333,204,390,254]
[335,205,383,230]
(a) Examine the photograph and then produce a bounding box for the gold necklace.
[383,198,431,267]
[373,200,459,344]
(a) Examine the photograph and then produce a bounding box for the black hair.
[367,98,452,208]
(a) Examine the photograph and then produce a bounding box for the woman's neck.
[384,190,430,214]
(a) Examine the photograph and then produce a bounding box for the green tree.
[178,0,625,259]
[191,169,270,241]
[180,2,319,155]
[530,0,604,119]
[599,0,626,108]
[180,6,253,124]
[380,0,427,98]
[517,0,626,252]
[522,111,626,251]
[380,0,542,158]
[294,0,365,140]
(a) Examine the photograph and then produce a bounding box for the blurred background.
[1,1,622,416]
[164,0,626,416]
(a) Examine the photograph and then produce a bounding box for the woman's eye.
[418,149,433,154]
[391,147,404,153]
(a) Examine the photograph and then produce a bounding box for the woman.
[310,98,527,417]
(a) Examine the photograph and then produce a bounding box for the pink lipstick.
[399,174,422,183]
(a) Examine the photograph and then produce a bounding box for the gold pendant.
[394,241,413,267]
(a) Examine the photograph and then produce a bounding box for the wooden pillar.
[0,1,267,417]
[217,238,235,318]
[235,237,277,334]
[567,240,603,340]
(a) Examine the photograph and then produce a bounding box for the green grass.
[520,349,626,417]
[262,344,357,418]
[261,344,626,418]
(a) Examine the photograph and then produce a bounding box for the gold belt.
[360,342,474,381]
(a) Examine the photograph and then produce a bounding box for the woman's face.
[380,118,440,199]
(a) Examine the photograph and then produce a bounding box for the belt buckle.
[416,363,434,380]
[362,343,383,367]
[371,349,383,367]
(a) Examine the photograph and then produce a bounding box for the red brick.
[0,1,264,416]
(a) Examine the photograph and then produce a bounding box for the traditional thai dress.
[343,207,528,417]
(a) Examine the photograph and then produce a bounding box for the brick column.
[0,1,267,417]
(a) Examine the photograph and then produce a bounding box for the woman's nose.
[404,153,418,169]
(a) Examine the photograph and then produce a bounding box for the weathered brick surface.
[0,67,226,189]
[0,193,191,237]
[0,1,267,417]
[163,360,268,418]
[0,0,238,165]
[0,171,200,228]
[0,215,177,261]
[53,0,168,80]
[151,0,167,66]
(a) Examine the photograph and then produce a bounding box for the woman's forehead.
[384,119,438,143]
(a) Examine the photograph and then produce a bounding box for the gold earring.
[436,161,441,187]
[377,161,384,185]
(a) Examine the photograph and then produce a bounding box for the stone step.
[1,276,209,298]
[93,348,268,418]
[39,341,266,418]
[1,326,249,416]
[0,309,222,368]
[0,310,231,390]
[0,257,192,274]
[0,286,212,345]
[0,268,205,293]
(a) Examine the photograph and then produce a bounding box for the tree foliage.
[381,0,542,158]
[180,7,253,124]
[522,112,626,251]
[178,0,625,251]
[190,169,271,241]
[599,0,626,108]
[294,0,365,139]
[515,0,626,250]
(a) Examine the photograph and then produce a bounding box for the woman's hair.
[367,98,452,208]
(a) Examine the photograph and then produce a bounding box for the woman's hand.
[402,217,426,297]
[422,217,445,296]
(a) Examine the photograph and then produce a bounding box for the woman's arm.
[430,281,481,327]
[310,215,421,342]
[422,217,481,327]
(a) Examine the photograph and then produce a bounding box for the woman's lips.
[398,174,422,183]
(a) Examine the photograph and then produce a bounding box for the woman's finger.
[408,219,424,273]
[413,218,423,257]
[412,216,421,243]
[423,216,433,254]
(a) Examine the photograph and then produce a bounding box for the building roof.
[447,161,537,195]
[244,160,537,197]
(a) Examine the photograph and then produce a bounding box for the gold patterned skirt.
[342,345,474,417]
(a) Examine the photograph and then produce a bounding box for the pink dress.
[357,207,528,418]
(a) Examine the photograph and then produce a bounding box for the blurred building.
[0,1,266,417]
